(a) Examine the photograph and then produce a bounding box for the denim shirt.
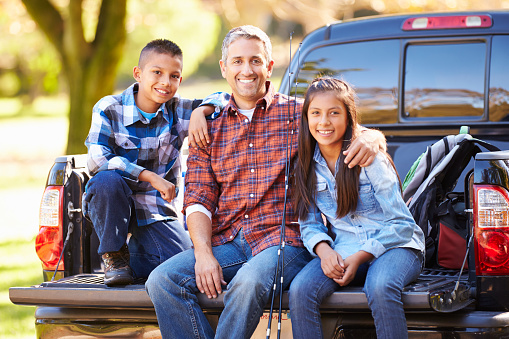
[299,146,425,260]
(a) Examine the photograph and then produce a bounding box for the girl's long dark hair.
[294,77,361,220]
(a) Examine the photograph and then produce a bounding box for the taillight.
[474,185,509,275]
[36,186,64,271]
[402,15,492,30]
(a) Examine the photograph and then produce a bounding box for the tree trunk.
[21,0,127,154]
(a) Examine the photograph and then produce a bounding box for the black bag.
[403,133,500,268]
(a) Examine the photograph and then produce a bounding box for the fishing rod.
[266,32,302,339]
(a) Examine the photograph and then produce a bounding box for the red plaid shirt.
[184,82,304,255]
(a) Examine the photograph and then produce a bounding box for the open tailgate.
[10,268,474,313]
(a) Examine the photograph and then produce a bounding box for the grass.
[0,238,42,339]
[0,96,65,338]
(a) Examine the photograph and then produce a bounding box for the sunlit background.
[1,0,508,338]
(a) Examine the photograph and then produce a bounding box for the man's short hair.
[221,25,272,64]
[139,39,183,67]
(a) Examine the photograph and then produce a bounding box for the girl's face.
[307,92,349,154]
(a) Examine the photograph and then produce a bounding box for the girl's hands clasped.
[334,250,374,287]
[315,242,345,280]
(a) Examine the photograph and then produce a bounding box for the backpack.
[402,132,500,268]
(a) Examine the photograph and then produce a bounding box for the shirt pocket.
[356,183,377,215]
[315,181,336,212]
[158,131,178,164]
[114,133,140,160]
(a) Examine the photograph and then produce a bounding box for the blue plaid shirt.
[85,83,229,226]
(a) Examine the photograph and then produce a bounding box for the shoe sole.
[103,273,134,286]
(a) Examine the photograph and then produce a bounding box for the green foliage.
[0,1,61,99]
[0,72,21,97]
[0,237,41,339]
[116,0,222,89]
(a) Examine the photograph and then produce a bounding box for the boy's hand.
[189,106,214,148]
[343,128,386,168]
[155,179,176,203]
[315,242,345,280]
[139,170,176,203]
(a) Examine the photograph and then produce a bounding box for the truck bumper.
[34,306,509,339]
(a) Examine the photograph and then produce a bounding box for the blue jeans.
[82,171,192,279]
[289,247,423,339]
[146,229,312,339]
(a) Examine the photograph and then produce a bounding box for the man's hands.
[188,105,214,148]
[194,248,227,299]
[139,170,175,203]
[343,128,386,168]
[187,211,226,299]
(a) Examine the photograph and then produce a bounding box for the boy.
[83,39,227,286]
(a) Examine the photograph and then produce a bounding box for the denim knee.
[86,171,129,195]
[289,273,307,307]
[145,264,166,295]
[228,270,268,298]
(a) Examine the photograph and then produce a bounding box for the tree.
[21,0,127,154]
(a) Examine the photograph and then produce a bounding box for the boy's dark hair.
[138,39,183,67]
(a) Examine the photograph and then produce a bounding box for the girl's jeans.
[289,247,423,339]
[82,171,192,279]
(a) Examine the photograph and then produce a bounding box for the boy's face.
[219,38,274,110]
[133,51,183,113]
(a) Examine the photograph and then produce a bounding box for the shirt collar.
[313,144,342,175]
[225,81,274,116]
[122,83,175,126]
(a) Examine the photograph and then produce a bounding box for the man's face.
[220,38,274,110]
[133,51,183,113]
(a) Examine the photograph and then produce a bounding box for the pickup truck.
[10,10,509,338]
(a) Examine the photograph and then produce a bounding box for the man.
[146,26,385,338]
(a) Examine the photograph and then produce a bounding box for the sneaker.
[102,244,134,286]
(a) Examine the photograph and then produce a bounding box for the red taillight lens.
[474,185,509,275]
[36,186,64,271]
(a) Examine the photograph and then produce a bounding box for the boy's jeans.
[289,247,423,339]
[82,171,192,279]
[145,229,312,339]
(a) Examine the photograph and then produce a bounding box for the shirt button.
[245,214,249,218]
[249,143,253,147]
[149,148,154,152]
[250,194,254,198]
[245,119,249,123]
[251,169,255,173]
[230,235,234,239]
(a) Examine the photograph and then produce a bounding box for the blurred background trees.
[1,0,508,153]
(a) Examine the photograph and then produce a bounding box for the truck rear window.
[403,41,486,121]
[489,36,509,122]
[294,40,399,125]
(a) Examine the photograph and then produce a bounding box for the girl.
[289,77,425,339]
